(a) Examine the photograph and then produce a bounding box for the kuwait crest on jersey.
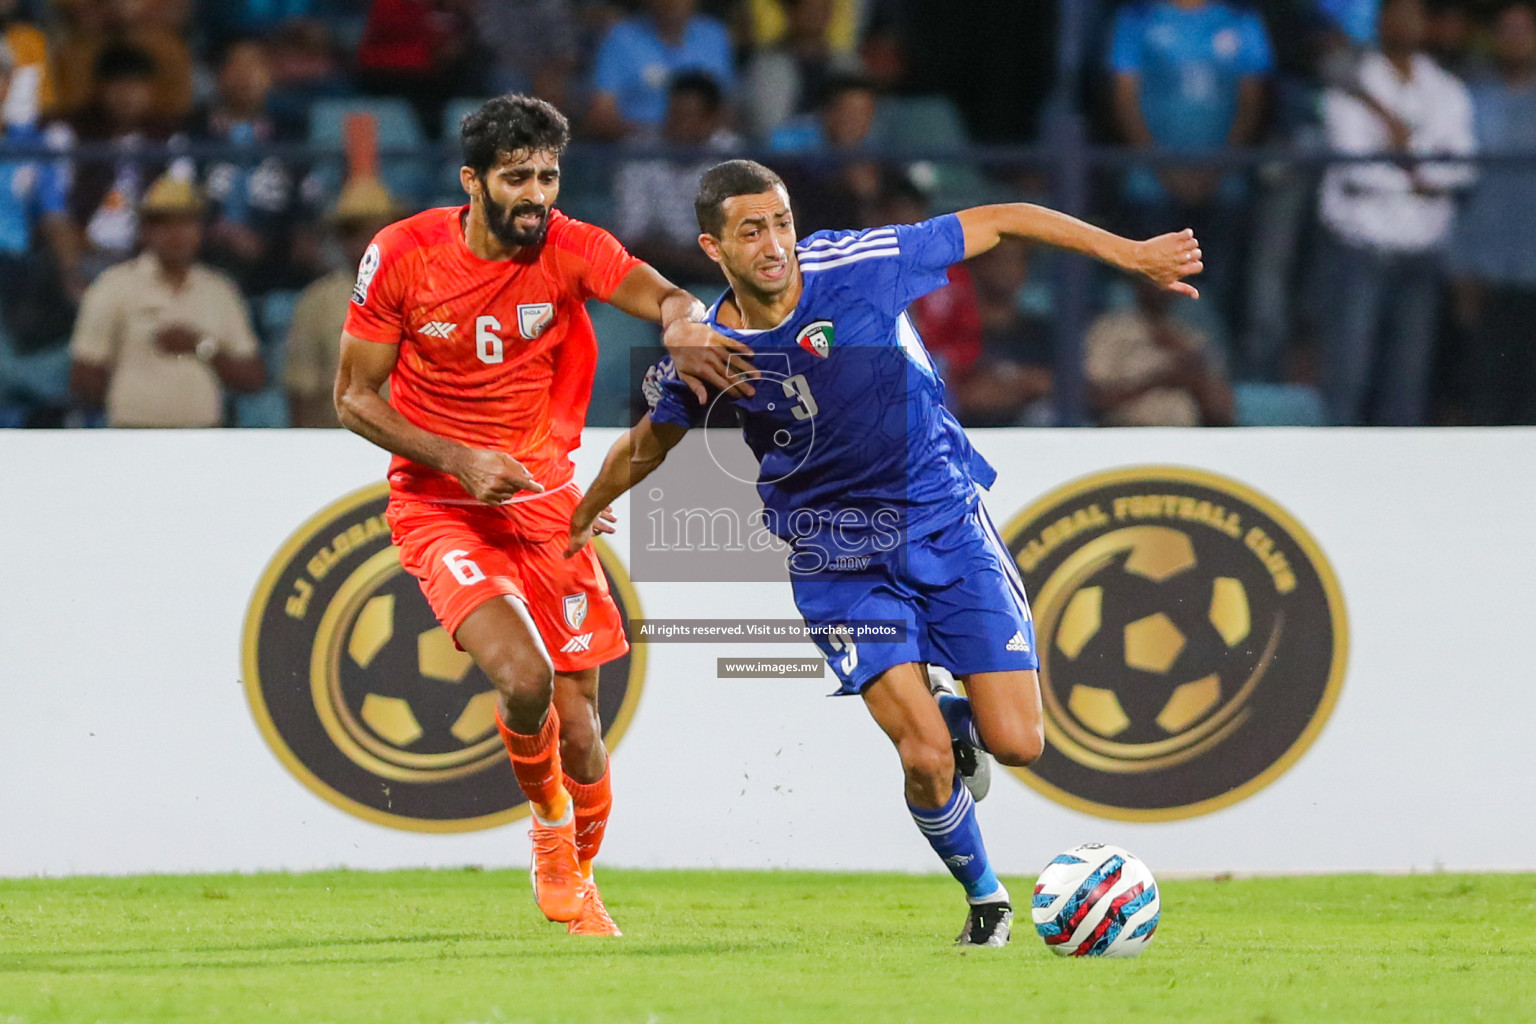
[796,319,834,358]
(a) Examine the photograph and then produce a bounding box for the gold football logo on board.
[1001,466,1347,821]
[242,483,645,832]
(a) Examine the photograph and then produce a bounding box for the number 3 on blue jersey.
[782,373,818,420]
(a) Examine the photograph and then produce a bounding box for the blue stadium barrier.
[587,300,661,428]
[232,312,293,428]
[259,289,301,347]
[1233,382,1326,427]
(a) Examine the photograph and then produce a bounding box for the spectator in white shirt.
[1446,2,1536,425]
[1317,0,1476,425]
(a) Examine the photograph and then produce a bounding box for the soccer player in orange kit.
[334,95,746,936]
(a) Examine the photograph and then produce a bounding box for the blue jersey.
[1109,1,1274,204]
[0,125,67,257]
[644,215,996,561]
[1108,1,1273,150]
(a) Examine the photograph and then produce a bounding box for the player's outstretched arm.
[565,414,688,558]
[607,263,756,402]
[335,332,543,503]
[955,204,1205,299]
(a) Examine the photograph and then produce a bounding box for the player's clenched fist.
[1131,228,1204,300]
[450,448,545,504]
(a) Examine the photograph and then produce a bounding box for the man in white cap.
[285,176,400,428]
[69,175,266,427]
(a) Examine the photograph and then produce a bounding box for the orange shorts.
[386,483,629,673]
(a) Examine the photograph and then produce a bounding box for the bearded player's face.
[475,149,562,247]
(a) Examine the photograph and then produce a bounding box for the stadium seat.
[308,98,431,206]
[441,97,491,140]
[874,95,1004,211]
[586,300,661,428]
[434,98,492,203]
[0,323,71,423]
[259,289,300,348]
[232,328,292,428]
[1233,382,1326,427]
[876,95,968,150]
[233,386,291,428]
[556,146,620,231]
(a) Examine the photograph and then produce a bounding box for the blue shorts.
[791,502,1039,695]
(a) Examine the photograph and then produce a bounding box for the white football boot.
[955,900,1013,947]
[927,666,992,802]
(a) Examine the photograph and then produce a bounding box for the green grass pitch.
[2,869,1533,1023]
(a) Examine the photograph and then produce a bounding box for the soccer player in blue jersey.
[565,160,1202,945]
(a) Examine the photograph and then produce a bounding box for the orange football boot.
[567,878,622,936]
[528,815,585,923]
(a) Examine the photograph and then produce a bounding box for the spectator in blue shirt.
[1448,1,1536,424]
[587,0,735,140]
[0,80,66,261]
[203,0,343,50]
[191,39,312,299]
[1318,0,1381,44]
[0,40,77,421]
[0,38,69,288]
[767,74,884,233]
[768,73,878,154]
[1109,0,1274,319]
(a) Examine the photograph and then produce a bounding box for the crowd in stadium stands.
[0,0,1531,429]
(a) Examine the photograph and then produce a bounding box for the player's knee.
[485,646,554,717]
[557,700,600,753]
[899,738,955,800]
[987,720,1044,768]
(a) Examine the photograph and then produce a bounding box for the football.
[1031,843,1161,957]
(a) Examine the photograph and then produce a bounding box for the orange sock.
[496,707,570,823]
[563,764,612,873]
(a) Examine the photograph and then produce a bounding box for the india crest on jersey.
[562,592,589,630]
[796,319,834,358]
[518,302,555,339]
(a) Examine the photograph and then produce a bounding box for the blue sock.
[908,778,1008,904]
[937,694,988,752]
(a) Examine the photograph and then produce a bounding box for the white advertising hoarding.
[1,428,1532,877]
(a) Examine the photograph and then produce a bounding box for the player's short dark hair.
[695,159,786,236]
[94,44,158,83]
[669,71,723,113]
[460,94,571,176]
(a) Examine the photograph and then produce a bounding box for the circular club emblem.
[242,483,645,832]
[1000,466,1347,821]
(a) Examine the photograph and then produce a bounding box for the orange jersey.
[344,205,643,501]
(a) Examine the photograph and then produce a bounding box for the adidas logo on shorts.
[1005,631,1031,653]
